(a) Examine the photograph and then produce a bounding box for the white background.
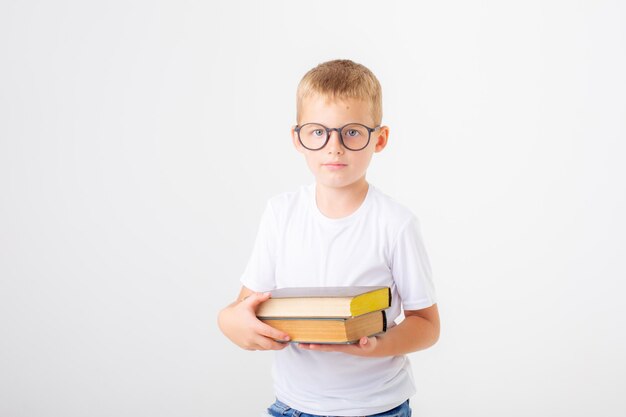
[1,1,625,416]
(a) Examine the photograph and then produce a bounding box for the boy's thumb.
[245,292,271,307]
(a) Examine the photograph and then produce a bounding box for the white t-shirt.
[241,183,436,416]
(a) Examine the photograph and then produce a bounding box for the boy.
[218,59,440,417]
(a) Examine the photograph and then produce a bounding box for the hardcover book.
[255,286,391,319]
[260,310,387,344]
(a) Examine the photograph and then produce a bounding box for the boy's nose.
[327,130,344,153]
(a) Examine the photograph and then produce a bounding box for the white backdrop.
[1,1,625,416]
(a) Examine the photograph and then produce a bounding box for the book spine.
[382,310,387,332]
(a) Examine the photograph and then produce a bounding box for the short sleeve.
[391,215,437,310]
[239,201,278,292]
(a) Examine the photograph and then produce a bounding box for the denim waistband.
[267,398,410,417]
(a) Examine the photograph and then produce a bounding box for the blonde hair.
[296,59,382,125]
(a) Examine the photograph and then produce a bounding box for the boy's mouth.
[322,163,347,170]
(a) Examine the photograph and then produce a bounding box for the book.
[255,286,391,319]
[260,310,387,344]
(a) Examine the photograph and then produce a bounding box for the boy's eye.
[312,129,324,137]
[345,129,360,137]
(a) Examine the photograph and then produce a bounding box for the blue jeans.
[266,399,411,417]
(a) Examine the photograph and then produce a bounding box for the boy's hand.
[218,292,291,351]
[297,336,379,357]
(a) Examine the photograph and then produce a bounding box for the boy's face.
[291,94,389,191]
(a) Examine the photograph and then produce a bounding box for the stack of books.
[256,286,391,344]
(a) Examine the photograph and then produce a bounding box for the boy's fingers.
[243,292,271,308]
[257,337,289,351]
[298,343,336,352]
[256,322,291,342]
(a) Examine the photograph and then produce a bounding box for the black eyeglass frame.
[294,122,381,151]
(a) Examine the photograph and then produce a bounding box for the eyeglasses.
[294,122,380,151]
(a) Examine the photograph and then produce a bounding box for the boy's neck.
[315,179,369,219]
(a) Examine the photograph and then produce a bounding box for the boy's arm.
[218,286,291,351]
[297,304,440,357]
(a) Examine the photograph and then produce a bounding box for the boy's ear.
[374,126,390,153]
[291,125,304,153]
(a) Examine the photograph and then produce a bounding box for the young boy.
[218,59,440,417]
